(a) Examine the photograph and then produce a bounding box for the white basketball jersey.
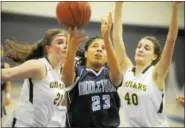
[118,66,168,127]
[47,106,67,127]
[12,58,66,127]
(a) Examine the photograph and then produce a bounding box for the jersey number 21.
[53,93,64,106]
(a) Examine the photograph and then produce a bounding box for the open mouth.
[137,54,144,57]
[95,54,103,58]
[62,51,67,54]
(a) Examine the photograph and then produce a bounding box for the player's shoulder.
[24,59,44,67]
[20,59,46,74]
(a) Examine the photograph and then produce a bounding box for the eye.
[57,41,64,44]
[145,46,150,51]
[137,45,141,49]
[92,44,98,48]
[101,46,105,50]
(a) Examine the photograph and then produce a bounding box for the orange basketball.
[56,2,91,29]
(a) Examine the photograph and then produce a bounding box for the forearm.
[113,3,123,41]
[2,69,15,81]
[156,4,179,78]
[113,3,126,59]
[62,48,76,87]
[113,2,132,70]
[104,37,122,84]
[166,5,178,42]
[155,5,178,80]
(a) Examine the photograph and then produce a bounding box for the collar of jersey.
[44,57,61,74]
[132,64,152,76]
[85,66,105,76]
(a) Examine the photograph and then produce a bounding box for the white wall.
[1,2,184,28]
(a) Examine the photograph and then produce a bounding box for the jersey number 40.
[124,92,138,105]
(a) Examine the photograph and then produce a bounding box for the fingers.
[68,26,88,45]
[172,1,182,7]
[77,30,87,40]
[68,26,78,36]
[101,13,113,38]
[101,18,107,29]
[108,12,112,24]
[115,1,124,5]
[176,96,185,103]
[77,36,88,44]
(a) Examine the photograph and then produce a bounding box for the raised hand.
[68,27,88,53]
[172,1,182,7]
[115,1,123,6]
[101,12,113,39]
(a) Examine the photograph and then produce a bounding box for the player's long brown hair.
[4,29,68,63]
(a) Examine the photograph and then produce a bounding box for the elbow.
[113,36,122,42]
[62,77,73,87]
[2,71,10,81]
[167,37,176,43]
[112,75,122,86]
[111,71,123,86]
[62,71,75,87]
[167,31,178,43]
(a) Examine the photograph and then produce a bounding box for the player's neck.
[135,63,151,76]
[86,63,102,73]
[46,56,61,72]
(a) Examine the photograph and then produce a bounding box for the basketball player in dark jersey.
[62,13,122,128]
[1,47,12,117]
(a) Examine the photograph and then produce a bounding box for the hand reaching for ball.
[68,27,88,54]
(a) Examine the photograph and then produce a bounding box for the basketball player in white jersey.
[113,2,181,127]
[2,29,87,127]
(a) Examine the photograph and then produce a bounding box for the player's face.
[47,33,67,60]
[135,38,157,65]
[85,39,107,68]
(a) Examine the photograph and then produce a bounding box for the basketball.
[56,2,91,29]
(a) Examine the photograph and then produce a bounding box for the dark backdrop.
[1,12,184,88]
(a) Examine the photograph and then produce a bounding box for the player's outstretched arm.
[2,60,45,81]
[101,13,122,86]
[62,28,88,87]
[153,2,182,89]
[113,2,132,75]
